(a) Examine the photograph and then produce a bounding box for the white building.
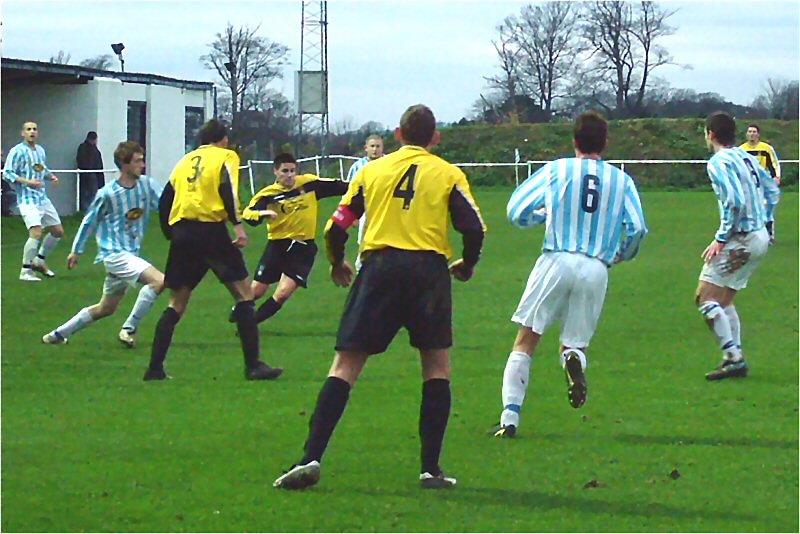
[1,58,215,215]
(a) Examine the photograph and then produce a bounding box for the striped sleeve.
[617,177,648,261]
[72,190,105,255]
[40,147,54,178]
[147,176,164,212]
[707,158,745,242]
[3,147,22,182]
[345,158,364,182]
[507,163,550,228]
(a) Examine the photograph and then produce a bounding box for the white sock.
[724,305,741,353]
[37,234,61,261]
[500,351,531,428]
[699,301,742,361]
[55,307,95,338]
[560,348,588,370]
[122,286,159,332]
[22,238,40,269]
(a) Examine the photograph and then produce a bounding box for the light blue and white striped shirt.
[508,157,647,266]
[72,175,163,263]
[346,156,370,182]
[707,147,780,242]
[2,142,53,205]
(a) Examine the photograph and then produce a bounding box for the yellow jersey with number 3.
[337,145,485,259]
[167,145,240,225]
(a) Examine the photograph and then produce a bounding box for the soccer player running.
[739,123,780,244]
[347,134,384,271]
[143,120,282,381]
[237,153,349,325]
[492,112,647,438]
[273,104,486,490]
[696,112,779,381]
[42,142,165,347]
[2,121,64,281]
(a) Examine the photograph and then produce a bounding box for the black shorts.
[164,220,249,290]
[335,248,452,354]
[254,239,317,288]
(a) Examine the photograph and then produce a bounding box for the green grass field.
[2,190,797,532]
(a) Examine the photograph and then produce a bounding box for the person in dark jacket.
[76,131,105,211]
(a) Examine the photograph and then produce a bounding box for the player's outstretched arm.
[71,192,105,258]
[617,178,648,262]
[158,182,175,239]
[449,175,486,281]
[507,164,549,228]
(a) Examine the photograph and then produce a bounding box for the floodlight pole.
[296,1,329,158]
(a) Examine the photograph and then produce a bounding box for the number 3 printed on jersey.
[187,155,202,192]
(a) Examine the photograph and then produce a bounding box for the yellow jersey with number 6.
[167,145,240,225]
[338,144,485,259]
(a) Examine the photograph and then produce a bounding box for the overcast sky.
[3,0,799,128]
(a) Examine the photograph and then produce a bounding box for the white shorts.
[18,199,61,229]
[699,228,769,291]
[512,252,608,348]
[102,252,152,295]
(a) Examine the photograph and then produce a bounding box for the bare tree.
[485,2,582,121]
[581,1,678,117]
[80,55,114,70]
[331,116,358,136]
[510,2,582,114]
[751,78,800,120]
[484,19,520,119]
[200,23,290,131]
[49,50,71,64]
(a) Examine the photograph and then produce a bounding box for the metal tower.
[296,1,329,157]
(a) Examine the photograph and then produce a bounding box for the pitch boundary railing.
[12,156,797,212]
[245,155,800,192]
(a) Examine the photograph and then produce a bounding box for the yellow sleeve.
[768,144,781,179]
[225,151,242,213]
[338,167,365,209]
[242,187,268,222]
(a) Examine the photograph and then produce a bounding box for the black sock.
[233,300,259,367]
[149,308,180,370]
[419,378,451,475]
[301,376,351,464]
[255,297,283,323]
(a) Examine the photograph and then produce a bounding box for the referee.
[143,120,282,381]
[274,104,486,490]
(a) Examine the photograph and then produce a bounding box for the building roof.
[1,57,215,91]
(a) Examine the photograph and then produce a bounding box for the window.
[127,101,147,150]
[185,106,205,152]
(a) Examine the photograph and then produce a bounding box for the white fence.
[30,155,799,212]
[242,155,800,194]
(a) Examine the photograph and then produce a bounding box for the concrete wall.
[2,77,213,215]
[2,82,100,215]
[145,84,185,184]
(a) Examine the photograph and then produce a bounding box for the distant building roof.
[1,57,215,91]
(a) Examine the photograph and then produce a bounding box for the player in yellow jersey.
[740,123,781,244]
[143,120,282,382]
[274,104,486,491]
[236,152,348,324]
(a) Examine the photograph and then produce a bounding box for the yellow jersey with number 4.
[167,145,240,225]
[335,145,485,259]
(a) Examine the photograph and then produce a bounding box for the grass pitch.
[1,190,797,532]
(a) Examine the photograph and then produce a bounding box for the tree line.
[471,1,798,124]
[48,2,798,158]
